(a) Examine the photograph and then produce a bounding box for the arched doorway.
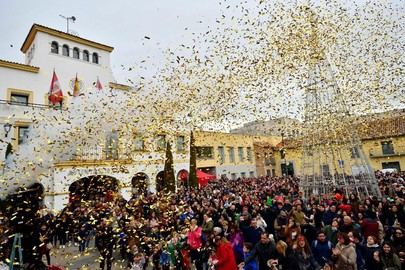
[177,169,189,187]
[132,172,149,195]
[156,171,165,192]
[69,175,119,204]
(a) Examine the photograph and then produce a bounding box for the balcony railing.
[0,99,63,109]
[72,146,131,161]
[0,99,65,119]
[265,157,276,166]
[369,146,405,158]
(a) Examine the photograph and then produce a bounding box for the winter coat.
[363,244,380,270]
[240,225,262,246]
[333,243,357,270]
[322,210,338,226]
[187,226,202,250]
[213,241,238,270]
[243,251,258,270]
[246,241,277,270]
[361,218,379,241]
[381,252,401,270]
[202,218,214,234]
[354,243,366,270]
[311,239,333,267]
[230,231,244,264]
[289,249,321,270]
[160,250,171,266]
[274,217,288,240]
[323,225,339,245]
[292,210,305,225]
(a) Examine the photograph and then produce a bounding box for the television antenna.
[59,15,76,34]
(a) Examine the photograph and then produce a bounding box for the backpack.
[313,240,332,250]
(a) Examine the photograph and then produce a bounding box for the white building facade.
[0,24,190,210]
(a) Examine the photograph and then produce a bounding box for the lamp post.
[280,132,286,176]
[4,123,12,137]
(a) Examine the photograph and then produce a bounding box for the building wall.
[27,31,115,96]
[362,136,405,172]
[1,36,115,107]
[47,159,190,211]
[272,135,405,176]
[194,131,257,179]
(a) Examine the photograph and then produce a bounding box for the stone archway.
[69,175,119,203]
[156,171,165,192]
[132,172,149,195]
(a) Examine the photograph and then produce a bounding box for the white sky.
[1,0,403,82]
[0,0,244,83]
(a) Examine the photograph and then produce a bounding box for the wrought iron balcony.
[369,146,405,158]
[53,146,133,168]
[0,99,61,110]
[264,156,276,166]
[72,146,134,161]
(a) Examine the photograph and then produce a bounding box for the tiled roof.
[21,24,114,53]
[357,114,405,139]
[0,59,39,73]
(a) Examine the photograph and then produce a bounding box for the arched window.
[92,52,99,64]
[62,45,69,56]
[51,41,59,54]
[83,50,89,61]
[73,47,80,59]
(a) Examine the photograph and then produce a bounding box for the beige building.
[230,117,302,138]
[271,110,405,176]
[194,131,257,179]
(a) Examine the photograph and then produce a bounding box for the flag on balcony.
[95,77,103,90]
[48,70,63,105]
[73,74,80,97]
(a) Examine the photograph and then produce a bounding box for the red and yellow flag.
[73,74,80,97]
[48,70,63,105]
[96,77,103,90]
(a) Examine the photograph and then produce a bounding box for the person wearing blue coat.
[241,242,258,270]
[311,231,333,267]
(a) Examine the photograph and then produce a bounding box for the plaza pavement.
[47,240,128,270]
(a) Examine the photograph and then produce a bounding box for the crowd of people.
[1,170,405,270]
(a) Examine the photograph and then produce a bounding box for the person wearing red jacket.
[361,211,381,242]
[210,231,237,270]
[187,219,203,270]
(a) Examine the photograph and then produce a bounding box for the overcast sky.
[1,0,403,84]
[0,0,241,83]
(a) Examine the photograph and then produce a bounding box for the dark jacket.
[246,241,277,270]
[289,249,321,270]
[381,253,401,270]
[95,224,115,254]
[311,239,333,267]
[240,225,262,246]
[363,244,380,270]
[322,210,338,226]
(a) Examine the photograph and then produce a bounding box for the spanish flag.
[73,74,80,97]
[48,70,63,105]
[95,76,103,90]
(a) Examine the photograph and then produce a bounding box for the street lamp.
[280,132,286,176]
[4,123,12,137]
